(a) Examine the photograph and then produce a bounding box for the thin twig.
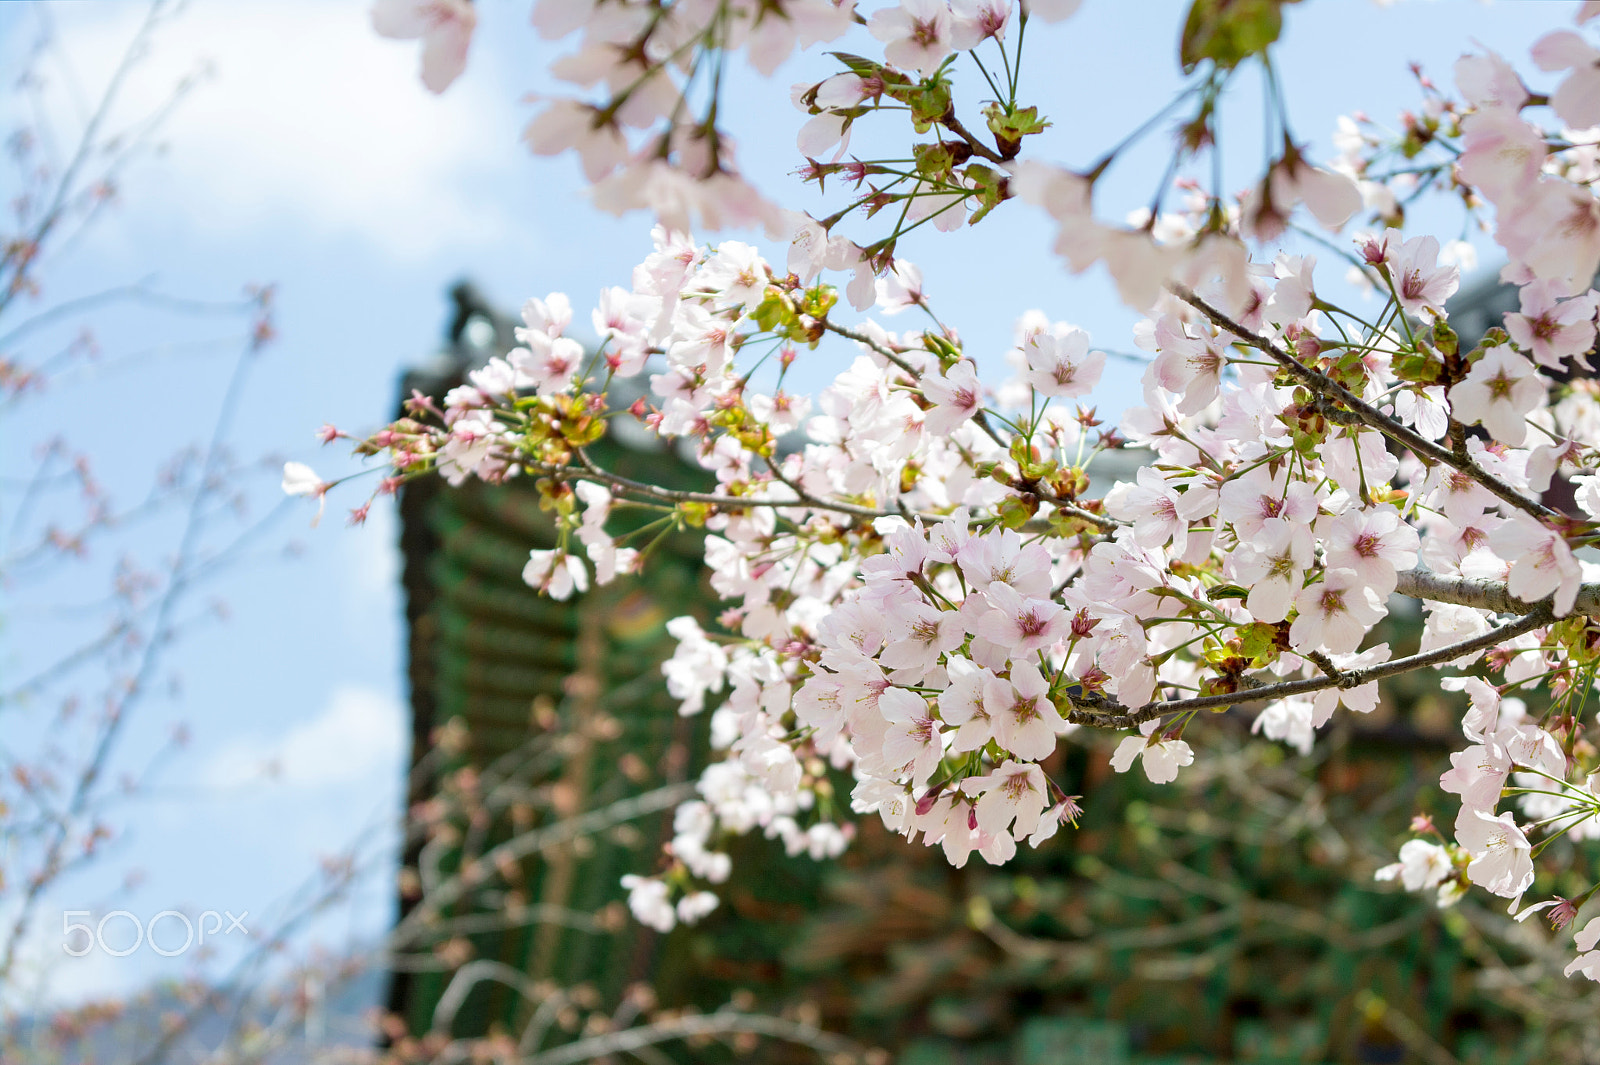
[1170,285,1559,524]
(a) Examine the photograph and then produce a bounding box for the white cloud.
[37,0,523,258]
[203,684,405,792]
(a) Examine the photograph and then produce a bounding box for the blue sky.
[0,0,1563,1007]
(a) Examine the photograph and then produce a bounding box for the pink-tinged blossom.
[1103,467,1210,556]
[1322,429,1400,500]
[1242,150,1361,242]
[1217,468,1318,542]
[869,0,954,75]
[523,100,629,181]
[281,462,329,525]
[1264,254,1318,326]
[950,0,1011,50]
[1252,696,1315,755]
[587,541,639,585]
[1390,234,1460,318]
[1449,345,1545,446]
[510,333,586,395]
[372,0,476,93]
[798,111,852,160]
[976,581,1070,655]
[1490,513,1582,617]
[1455,50,1529,111]
[862,521,933,585]
[1532,30,1600,129]
[1393,386,1449,441]
[1319,505,1419,599]
[961,760,1048,841]
[1229,517,1313,624]
[1497,178,1600,293]
[1455,809,1535,899]
[523,548,589,601]
[1505,282,1598,369]
[1109,719,1194,784]
[1147,314,1232,415]
[938,655,997,753]
[1375,839,1453,893]
[956,529,1051,592]
[1289,569,1386,655]
[786,212,859,282]
[878,687,944,783]
[1457,109,1544,204]
[1418,602,1493,663]
[281,461,325,499]
[1310,644,1389,727]
[981,661,1067,760]
[922,361,984,435]
[879,602,967,678]
[1440,742,1512,812]
[438,409,506,486]
[1023,328,1106,399]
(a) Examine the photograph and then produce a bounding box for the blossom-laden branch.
[1172,285,1561,524]
[348,0,1600,985]
[1064,607,1553,730]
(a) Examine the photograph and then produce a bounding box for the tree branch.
[1394,567,1600,618]
[1066,606,1552,729]
[1170,285,1560,525]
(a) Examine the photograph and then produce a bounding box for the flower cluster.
[342,0,1600,982]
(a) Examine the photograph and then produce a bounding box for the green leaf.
[1180,0,1291,73]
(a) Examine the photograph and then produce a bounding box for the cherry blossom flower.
[281,462,329,525]
[1389,234,1459,318]
[1505,282,1598,369]
[1457,109,1544,204]
[1532,29,1600,129]
[961,760,1048,841]
[621,874,676,932]
[1455,809,1535,899]
[880,601,967,678]
[1242,149,1361,242]
[868,0,955,76]
[523,548,589,601]
[1319,506,1419,599]
[1449,345,1546,446]
[1565,917,1600,980]
[1109,719,1194,784]
[1455,50,1528,111]
[878,687,944,783]
[939,655,998,754]
[1375,839,1453,893]
[372,0,476,93]
[922,361,984,435]
[1103,467,1209,556]
[981,660,1067,760]
[1023,328,1106,399]
[1497,178,1600,292]
[1230,517,1313,623]
[1289,569,1386,655]
[1490,513,1582,616]
[950,0,1011,50]
[1147,314,1232,415]
[1440,742,1512,813]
